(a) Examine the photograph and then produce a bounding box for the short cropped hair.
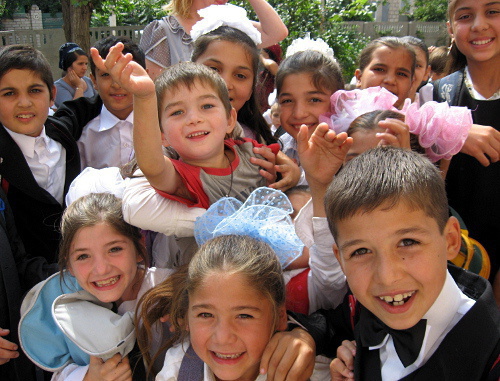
[90,36,146,76]
[0,44,54,99]
[154,61,232,124]
[325,147,449,239]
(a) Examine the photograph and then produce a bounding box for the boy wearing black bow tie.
[293,147,499,380]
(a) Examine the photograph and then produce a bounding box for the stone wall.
[1,5,43,30]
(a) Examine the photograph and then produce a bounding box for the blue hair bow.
[194,187,304,268]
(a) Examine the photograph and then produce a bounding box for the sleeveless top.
[139,15,193,69]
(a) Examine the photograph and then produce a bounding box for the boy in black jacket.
[0,45,100,263]
[294,147,499,380]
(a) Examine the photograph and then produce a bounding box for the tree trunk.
[61,0,93,54]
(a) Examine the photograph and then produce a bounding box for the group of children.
[0,0,499,380]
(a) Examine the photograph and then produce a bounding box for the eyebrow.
[164,94,219,111]
[71,239,127,253]
[279,90,328,98]
[456,1,500,11]
[191,304,262,312]
[338,226,431,252]
[202,58,252,72]
[0,83,46,92]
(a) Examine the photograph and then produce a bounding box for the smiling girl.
[19,193,173,380]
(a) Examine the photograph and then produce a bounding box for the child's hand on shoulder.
[330,340,356,381]
[90,42,154,99]
[298,123,353,187]
[251,146,277,185]
[376,118,411,149]
[259,327,315,381]
[461,124,500,166]
[0,328,19,365]
[84,354,132,381]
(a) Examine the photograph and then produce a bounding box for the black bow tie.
[357,307,427,367]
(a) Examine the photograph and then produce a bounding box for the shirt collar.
[96,105,134,132]
[4,125,49,159]
[465,67,500,100]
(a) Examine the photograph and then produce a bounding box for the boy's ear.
[333,244,344,271]
[446,21,454,40]
[276,305,288,331]
[444,216,461,261]
[226,107,237,134]
[161,132,170,147]
[50,85,57,107]
[90,73,98,89]
[354,69,362,88]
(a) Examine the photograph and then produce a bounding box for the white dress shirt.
[5,126,66,204]
[77,105,134,169]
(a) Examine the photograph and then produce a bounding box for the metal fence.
[0,22,448,77]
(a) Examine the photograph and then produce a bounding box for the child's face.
[194,40,254,113]
[270,106,281,127]
[91,68,133,120]
[408,48,431,99]
[160,81,236,167]
[345,129,382,163]
[278,73,331,139]
[0,69,53,137]
[355,46,414,108]
[333,201,461,330]
[68,222,142,304]
[188,271,287,381]
[448,0,500,66]
[69,54,89,78]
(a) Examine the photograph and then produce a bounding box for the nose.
[186,108,202,125]
[92,255,111,276]
[471,14,489,32]
[111,80,121,89]
[220,72,234,90]
[383,71,397,86]
[292,101,307,119]
[373,251,405,286]
[17,93,33,107]
[212,318,237,345]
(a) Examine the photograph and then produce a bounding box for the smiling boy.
[293,147,499,380]
[76,36,146,170]
[0,45,96,262]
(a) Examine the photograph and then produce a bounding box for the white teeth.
[94,276,119,287]
[379,291,415,306]
[214,352,243,359]
[187,131,208,138]
[472,39,492,45]
[17,114,34,119]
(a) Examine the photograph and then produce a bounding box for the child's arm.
[461,124,500,166]
[90,43,184,196]
[248,0,288,48]
[0,329,19,365]
[330,340,356,381]
[84,354,132,381]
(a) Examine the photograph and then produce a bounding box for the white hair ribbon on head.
[285,32,335,59]
[194,187,304,268]
[190,4,262,45]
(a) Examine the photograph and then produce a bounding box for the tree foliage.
[91,0,167,27]
[402,0,448,22]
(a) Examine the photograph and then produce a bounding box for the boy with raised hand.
[295,146,499,380]
[78,36,146,170]
[0,45,97,263]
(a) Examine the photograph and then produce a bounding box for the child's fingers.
[378,119,410,149]
[337,345,355,370]
[376,133,399,147]
[0,336,18,351]
[330,358,354,381]
[90,47,107,72]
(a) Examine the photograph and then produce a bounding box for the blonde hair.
[136,235,285,376]
[164,0,194,19]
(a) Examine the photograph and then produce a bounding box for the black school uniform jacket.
[292,265,500,381]
[0,95,102,263]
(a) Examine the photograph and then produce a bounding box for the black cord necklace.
[224,151,234,197]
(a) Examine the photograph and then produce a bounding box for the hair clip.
[190,4,262,45]
[285,32,334,59]
[194,187,303,268]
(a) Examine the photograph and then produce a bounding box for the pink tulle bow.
[405,101,472,162]
[320,87,399,134]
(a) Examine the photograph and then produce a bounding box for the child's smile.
[333,201,461,330]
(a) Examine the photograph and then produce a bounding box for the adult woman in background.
[139,0,287,80]
[53,43,96,109]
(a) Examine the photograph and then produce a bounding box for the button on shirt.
[78,106,134,169]
[5,126,66,204]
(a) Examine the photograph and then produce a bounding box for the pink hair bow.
[320,86,472,162]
